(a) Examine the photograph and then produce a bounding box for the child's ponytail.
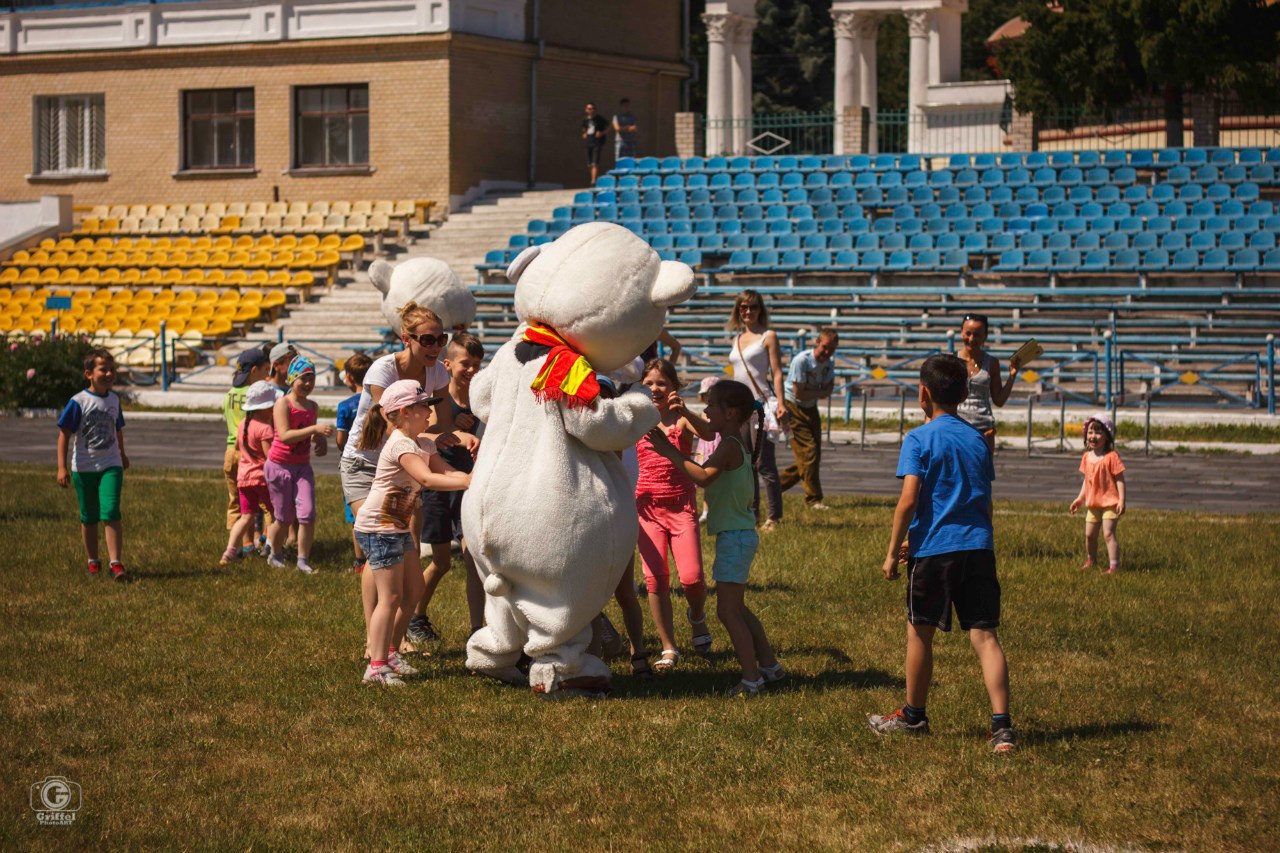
[749,399,766,469]
[357,403,388,450]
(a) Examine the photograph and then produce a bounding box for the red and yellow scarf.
[523,324,600,408]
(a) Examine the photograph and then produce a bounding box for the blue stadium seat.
[1106,202,1132,218]
[724,234,750,250]
[1103,232,1129,250]
[1141,249,1170,270]
[1249,232,1277,250]
[1161,233,1187,251]
[857,250,886,270]
[1026,249,1053,270]
[1103,150,1127,168]
[1231,249,1259,271]
[1132,232,1158,251]
[855,233,878,250]
[808,249,833,269]
[994,250,1024,271]
[829,234,854,250]
[1059,167,1083,187]
[1220,232,1246,251]
[1238,149,1263,167]
[1169,249,1198,271]
[640,175,662,189]
[963,233,988,252]
[1262,248,1280,270]
[1052,249,1082,271]
[803,233,827,249]
[936,233,962,251]
[1113,249,1140,271]
[1165,165,1191,185]
[1046,233,1072,251]
[883,250,911,271]
[1202,249,1229,270]
[1189,232,1216,251]
[1129,149,1155,169]
[913,249,940,269]
[1081,250,1109,272]
[948,154,970,169]
[1193,165,1219,184]
[1019,233,1045,250]
[833,249,857,268]
[882,233,907,251]
[650,235,675,250]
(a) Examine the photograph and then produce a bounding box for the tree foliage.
[996,0,1280,144]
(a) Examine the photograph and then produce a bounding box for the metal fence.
[1037,102,1280,152]
[700,112,835,157]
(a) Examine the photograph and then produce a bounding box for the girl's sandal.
[728,677,765,698]
[630,654,654,681]
[653,649,681,672]
[759,662,785,683]
[687,608,713,654]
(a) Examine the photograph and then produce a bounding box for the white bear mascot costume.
[462,222,697,697]
[369,256,477,333]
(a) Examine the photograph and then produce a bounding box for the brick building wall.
[0,6,688,207]
[0,37,452,207]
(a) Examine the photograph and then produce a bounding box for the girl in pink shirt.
[265,357,333,573]
[220,381,277,565]
[635,359,717,671]
[1070,413,1127,574]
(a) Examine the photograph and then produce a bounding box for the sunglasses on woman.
[739,302,761,312]
[406,331,450,348]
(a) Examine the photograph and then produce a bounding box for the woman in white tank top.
[726,289,786,529]
[955,313,1019,452]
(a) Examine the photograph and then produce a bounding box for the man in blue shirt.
[779,327,837,510]
[868,354,1016,753]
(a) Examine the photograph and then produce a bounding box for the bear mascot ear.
[651,260,697,308]
[369,259,393,295]
[506,245,542,283]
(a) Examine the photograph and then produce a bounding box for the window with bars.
[294,85,369,168]
[184,88,255,170]
[34,94,105,175]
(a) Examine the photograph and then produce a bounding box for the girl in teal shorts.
[646,379,783,697]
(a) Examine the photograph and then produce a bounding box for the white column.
[702,13,732,156]
[927,11,942,86]
[906,9,933,153]
[832,10,860,155]
[730,15,756,155]
[855,13,880,155]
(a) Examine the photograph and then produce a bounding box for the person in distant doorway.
[613,98,638,160]
[582,102,609,186]
[779,328,838,511]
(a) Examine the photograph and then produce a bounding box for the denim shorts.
[354,531,415,570]
[712,528,759,585]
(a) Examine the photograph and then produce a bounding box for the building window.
[35,94,105,175]
[294,85,369,168]
[184,89,255,170]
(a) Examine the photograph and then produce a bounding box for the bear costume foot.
[469,666,527,687]
[532,675,612,700]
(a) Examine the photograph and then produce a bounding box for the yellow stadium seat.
[208,319,234,336]
[0,269,18,284]
[316,250,341,267]
[225,203,245,217]
[75,238,95,251]
[79,218,101,234]
[182,270,205,285]
[211,236,232,251]
[172,236,192,251]
[274,251,295,267]
[39,269,60,284]
[215,216,240,233]
[267,270,290,286]
[140,268,163,285]
[351,200,373,215]
[168,250,190,267]
[287,201,309,217]
[206,269,228,285]
[247,270,270,285]
[174,290,197,304]
[161,270,183,285]
[90,205,110,218]
[80,269,102,285]
[275,234,298,251]
[393,200,415,217]
[178,216,199,232]
[246,251,273,269]
[340,234,366,253]
[229,251,251,268]
[246,202,267,217]
[257,234,278,250]
[290,272,315,288]
[152,237,172,250]
[267,202,288,217]
[225,270,248,286]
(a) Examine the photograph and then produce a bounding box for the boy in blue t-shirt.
[56,348,131,582]
[335,352,373,571]
[868,354,1015,753]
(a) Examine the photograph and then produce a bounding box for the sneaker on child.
[108,563,132,583]
[989,727,1018,753]
[362,664,406,687]
[867,706,930,735]
[385,651,419,677]
[406,614,438,644]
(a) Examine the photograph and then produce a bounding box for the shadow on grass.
[608,666,903,700]
[0,507,63,523]
[1019,718,1161,745]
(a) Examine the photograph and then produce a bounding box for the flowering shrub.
[0,334,99,411]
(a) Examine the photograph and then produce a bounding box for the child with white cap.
[221,381,278,565]
[353,379,471,686]
[1070,413,1127,574]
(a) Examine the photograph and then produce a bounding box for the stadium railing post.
[898,387,906,445]
[1059,396,1066,452]
[859,388,867,450]
[1268,335,1276,416]
[1026,395,1034,458]
[1144,392,1152,457]
[1103,331,1113,410]
[160,321,169,392]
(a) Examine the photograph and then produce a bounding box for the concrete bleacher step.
[181,187,577,388]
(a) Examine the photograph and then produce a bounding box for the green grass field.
[2,463,1277,851]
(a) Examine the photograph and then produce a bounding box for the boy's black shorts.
[906,548,1000,632]
[420,489,463,546]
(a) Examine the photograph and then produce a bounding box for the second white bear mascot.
[462,222,697,697]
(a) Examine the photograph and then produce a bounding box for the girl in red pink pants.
[635,359,718,671]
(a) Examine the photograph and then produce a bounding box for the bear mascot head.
[369,256,476,333]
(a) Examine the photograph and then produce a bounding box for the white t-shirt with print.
[354,432,436,534]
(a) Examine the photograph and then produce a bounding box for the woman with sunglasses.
[726,289,786,531]
[341,304,478,639]
[955,313,1020,453]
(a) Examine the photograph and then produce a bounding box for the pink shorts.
[238,484,272,517]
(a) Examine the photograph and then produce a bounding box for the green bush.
[0,333,98,411]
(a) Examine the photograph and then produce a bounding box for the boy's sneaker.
[86,559,101,577]
[406,614,438,644]
[989,728,1018,753]
[385,652,419,677]
[867,706,930,736]
[267,553,287,569]
[362,664,406,687]
[108,563,132,583]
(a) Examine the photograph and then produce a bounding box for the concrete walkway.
[6,416,1276,514]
